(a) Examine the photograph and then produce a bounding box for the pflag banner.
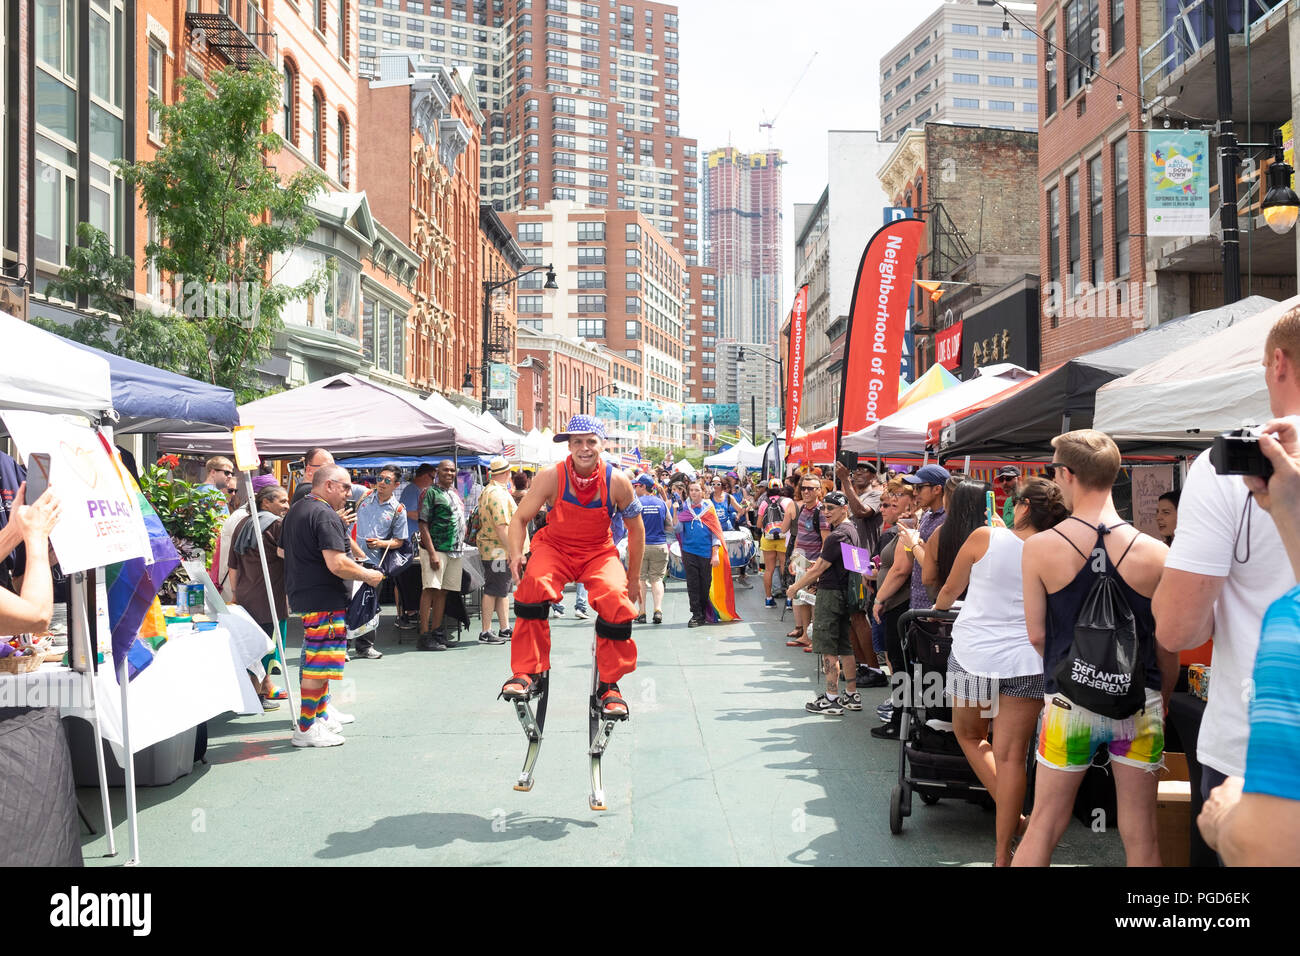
[786,283,809,434]
[837,218,925,448]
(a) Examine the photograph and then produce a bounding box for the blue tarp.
[65,341,239,434]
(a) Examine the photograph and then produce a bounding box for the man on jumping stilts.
[501,415,644,718]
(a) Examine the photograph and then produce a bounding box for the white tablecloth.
[0,617,264,757]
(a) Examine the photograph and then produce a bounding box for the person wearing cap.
[475,457,520,645]
[634,474,672,624]
[757,478,796,608]
[786,491,862,715]
[501,416,645,718]
[874,463,951,739]
[995,465,1021,527]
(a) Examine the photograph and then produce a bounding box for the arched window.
[312,88,325,168]
[337,110,350,186]
[282,59,298,145]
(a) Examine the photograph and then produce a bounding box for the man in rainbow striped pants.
[281,464,385,748]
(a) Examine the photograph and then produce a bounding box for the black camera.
[1209,428,1274,480]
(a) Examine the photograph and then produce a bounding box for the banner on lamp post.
[836,217,925,451]
[1146,130,1210,236]
[489,363,512,400]
[785,283,809,436]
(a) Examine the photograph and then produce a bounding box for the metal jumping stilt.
[588,638,626,811]
[509,671,549,792]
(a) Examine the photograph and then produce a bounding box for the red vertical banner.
[836,219,925,450]
[785,283,809,436]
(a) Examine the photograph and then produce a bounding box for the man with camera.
[1154,311,1300,820]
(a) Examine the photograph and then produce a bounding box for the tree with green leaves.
[38,60,327,402]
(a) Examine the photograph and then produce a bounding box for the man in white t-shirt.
[1155,307,1300,798]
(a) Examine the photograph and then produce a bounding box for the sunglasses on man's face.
[1044,463,1071,480]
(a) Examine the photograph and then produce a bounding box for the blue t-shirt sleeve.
[1244,586,1300,801]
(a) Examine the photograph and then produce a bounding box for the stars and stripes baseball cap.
[554,414,606,442]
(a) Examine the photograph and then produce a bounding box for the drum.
[724,529,755,571]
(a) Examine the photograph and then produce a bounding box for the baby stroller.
[888,608,990,834]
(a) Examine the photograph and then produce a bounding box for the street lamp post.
[467,264,558,414]
[737,346,785,472]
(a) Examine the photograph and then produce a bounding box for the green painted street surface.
[80,578,1124,867]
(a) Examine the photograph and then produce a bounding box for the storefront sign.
[958,282,1040,379]
[935,321,963,371]
[1146,131,1210,236]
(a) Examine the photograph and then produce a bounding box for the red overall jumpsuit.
[512,458,638,683]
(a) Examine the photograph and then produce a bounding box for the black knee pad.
[595,616,632,641]
[514,599,551,621]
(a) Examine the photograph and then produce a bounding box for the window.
[1114,137,1130,276]
[625,320,641,338]
[283,60,298,144]
[517,295,543,313]
[953,72,979,84]
[147,40,164,138]
[1110,0,1125,55]
[1048,185,1060,292]
[577,221,605,240]
[1023,77,1038,88]
[1067,171,1080,293]
[953,48,978,59]
[626,249,640,266]
[517,222,543,242]
[577,319,606,338]
[1065,0,1099,98]
[1045,22,1058,116]
[1023,52,1038,64]
[340,0,350,60]
[952,23,978,35]
[989,75,1014,87]
[577,270,606,288]
[312,89,326,168]
[337,112,350,186]
[576,246,606,265]
[989,100,1014,111]
[953,97,979,109]
[624,295,640,313]
[988,50,1013,62]
[1023,101,1038,112]
[1089,155,1104,285]
[577,295,606,312]
[625,273,641,289]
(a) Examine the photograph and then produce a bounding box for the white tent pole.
[72,571,115,857]
[243,470,296,725]
[117,654,140,865]
[963,455,971,474]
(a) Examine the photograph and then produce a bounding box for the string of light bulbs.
[992,0,1216,129]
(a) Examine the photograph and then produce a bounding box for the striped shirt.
[1244,584,1300,801]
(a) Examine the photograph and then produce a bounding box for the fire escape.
[185,0,277,70]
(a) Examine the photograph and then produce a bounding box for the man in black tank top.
[1013,429,1177,868]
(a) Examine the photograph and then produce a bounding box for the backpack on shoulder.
[1051,531,1146,720]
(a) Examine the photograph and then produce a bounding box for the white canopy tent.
[1093,294,1300,444]
[0,312,113,419]
[841,364,1035,454]
[704,437,763,470]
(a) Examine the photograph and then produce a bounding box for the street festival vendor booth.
[0,312,258,865]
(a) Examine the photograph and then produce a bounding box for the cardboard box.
[1157,752,1192,867]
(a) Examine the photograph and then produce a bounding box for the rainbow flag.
[98,435,180,678]
[683,502,740,623]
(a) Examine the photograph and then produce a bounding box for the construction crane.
[759,52,818,147]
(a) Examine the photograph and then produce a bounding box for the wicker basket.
[0,652,44,674]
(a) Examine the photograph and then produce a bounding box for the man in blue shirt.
[633,474,672,625]
[677,479,725,628]
[393,464,434,630]
[351,464,409,659]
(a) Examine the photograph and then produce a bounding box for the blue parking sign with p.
[884,207,914,225]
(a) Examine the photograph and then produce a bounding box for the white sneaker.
[292,722,345,748]
[320,711,355,735]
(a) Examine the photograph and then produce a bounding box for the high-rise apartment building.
[879,0,1039,143]
[500,200,686,446]
[702,148,783,346]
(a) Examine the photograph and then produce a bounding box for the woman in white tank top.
[933,477,1068,866]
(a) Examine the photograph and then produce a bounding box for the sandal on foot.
[499,673,541,701]
[265,685,288,701]
[596,681,629,718]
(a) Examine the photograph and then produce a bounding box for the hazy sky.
[676,0,911,301]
